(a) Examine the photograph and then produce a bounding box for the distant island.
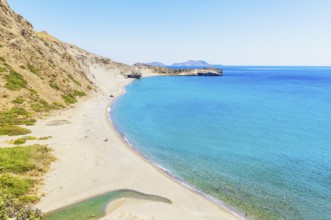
[172,60,216,67]
[145,60,221,67]
[145,62,167,67]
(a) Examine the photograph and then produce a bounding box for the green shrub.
[30,103,45,112]
[87,85,92,90]
[1,107,31,117]
[0,147,35,173]
[13,138,26,145]
[24,120,36,126]
[28,89,39,102]
[39,99,48,106]
[27,64,39,76]
[20,195,39,204]
[3,63,12,71]
[25,136,37,140]
[19,65,26,70]
[0,126,31,136]
[4,107,30,117]
[73,90,86,97]
[0,66,6,73]
[0,57,5,62]
[0,117,36,126]
[68,74,81,86]
[62,94,77,105]
[5,70,27,91]
[0,145,54,174]
[0,174,34,197]
[49,82,60,90]
[30,99,50,112]
[61,89,87,105]
[13,136,37,145]
[51,102,64,110]
[12,97,25,104]
[38,136,52,140]
[2,94,8,98]
[0,108,35,126]
[29,89,38,95]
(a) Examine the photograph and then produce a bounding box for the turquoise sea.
[110,66,331,220]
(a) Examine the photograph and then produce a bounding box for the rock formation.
[134,63,222,76]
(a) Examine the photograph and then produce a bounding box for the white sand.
[8,64,243,219]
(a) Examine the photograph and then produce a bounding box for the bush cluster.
[5,70,27,91]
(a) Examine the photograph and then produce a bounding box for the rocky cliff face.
[0,0,131,113]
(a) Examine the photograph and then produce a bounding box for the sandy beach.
[3,65,242,219]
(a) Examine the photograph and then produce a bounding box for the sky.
[7,0,331,66]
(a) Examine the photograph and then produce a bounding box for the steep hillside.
[0,0,131,115]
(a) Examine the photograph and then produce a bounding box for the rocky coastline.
[133,63,223,77]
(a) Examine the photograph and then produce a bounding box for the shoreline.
[107,78,245,220]
[34,69,243,220]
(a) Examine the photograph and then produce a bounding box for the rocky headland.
[134,63,222,77]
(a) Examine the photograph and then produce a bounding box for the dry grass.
[0,144,54,219]
[0,145,55,175]
[0,145,55,203]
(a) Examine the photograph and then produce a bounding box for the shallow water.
[43,190,171,220]
[111,67,331,220]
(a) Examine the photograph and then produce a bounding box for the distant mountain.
[171,60,214,67]
[145,62,166,67]
[144,60,222,68]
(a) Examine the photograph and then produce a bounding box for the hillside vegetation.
[0,145,54,219]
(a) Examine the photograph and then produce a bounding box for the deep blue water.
[110,66,331,220]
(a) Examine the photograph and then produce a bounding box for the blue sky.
[8,0,331,65]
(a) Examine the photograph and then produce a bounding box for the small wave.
[114,130,245,219]
[106,81,246,219]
